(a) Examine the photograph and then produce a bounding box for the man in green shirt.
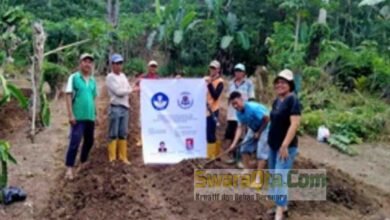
[64,53,98,180]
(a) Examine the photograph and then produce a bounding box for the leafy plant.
[124,58,146,76]
[328,135,359,156]
[0,140,17,190]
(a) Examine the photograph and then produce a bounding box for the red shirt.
[142,72,159,79]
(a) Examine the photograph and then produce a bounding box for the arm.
[281,116,300,148]
[106,76,131,97]
[228,124,243,151]
[254,116,269,139]
[65,75,75,125]
[66,94,75,125]
[207,82,224,100]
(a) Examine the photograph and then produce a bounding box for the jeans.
[109,105,129,140]
[268,147,298,207]
[240,128,270,160]
[206,110,219,143]
[65,121,95,167]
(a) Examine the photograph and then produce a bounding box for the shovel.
[199,138,255,169]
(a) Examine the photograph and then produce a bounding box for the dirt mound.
[0,100,28,139]
[39,81,390,220]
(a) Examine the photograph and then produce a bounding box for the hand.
[204,77,211,84]
[69,115,76,126]
[133,85,140,92]
[95,119,100,126]
[253,132,261,140]
[228,144,236,152]
[279,146,289,160]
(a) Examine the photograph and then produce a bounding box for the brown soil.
[1,79,390,220]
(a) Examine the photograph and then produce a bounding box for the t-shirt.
[65,72,97,121]
[106,72,132,108]
[236,102,269,132]
[227,79,255,121]
[268,94,301,151]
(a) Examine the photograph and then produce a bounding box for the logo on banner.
[186,138,194,150]
[177,92,194,109]
[152,92,169,111]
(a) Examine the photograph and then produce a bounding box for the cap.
[277,69,294,81]
[111,54,124,63]
[79,53,94,61]
[234,63,246,72]
[209,60,221,69]
[148,60,158,67]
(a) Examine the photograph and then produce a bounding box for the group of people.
[203,60,301,220]
[64,53,301,220]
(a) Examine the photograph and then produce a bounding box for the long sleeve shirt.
[106,72,132,108]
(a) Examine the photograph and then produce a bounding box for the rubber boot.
[118,140,131,165]
[207,143,217,159]
[108,140,117,162]
[215,140,222,156]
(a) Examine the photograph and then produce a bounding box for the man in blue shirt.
[228,91,270,173]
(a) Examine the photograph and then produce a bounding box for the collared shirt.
[106,72,132,108]
[65,72,97,121]
[236,102,269,132]
[227,78,255,121]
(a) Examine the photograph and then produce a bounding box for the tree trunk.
[30,22,46,142]
[294,13,301,52]
[318,0,329,24]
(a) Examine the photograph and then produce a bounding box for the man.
[205,60,224,159]
[228,91,270,183]
[65,53,98,180]
[135,60,159,147]
[106,54,136,164]
[143,60,159,79]
[224,63,255,166]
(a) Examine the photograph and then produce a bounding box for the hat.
[79,53,94,61]
[111,54,123,63]
[234,63,246,72]
[277,69,294,81]
[148,60,158,67]
[209,60,221,69]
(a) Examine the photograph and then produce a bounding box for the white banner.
[140,79,207,164]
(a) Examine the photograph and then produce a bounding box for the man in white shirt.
[106,54,138,164]
[224,63,255,165]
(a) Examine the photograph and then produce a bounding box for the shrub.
[43,62,69,98]
[123,58,146,76]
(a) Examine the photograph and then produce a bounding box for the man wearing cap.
[134,60,159,147]
[224,63,255,166]
[205,60,224,159]
[64,53,98,180]
[106,54,136,164]
[143,60,159,79]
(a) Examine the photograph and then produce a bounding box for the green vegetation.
[0,0,388,155]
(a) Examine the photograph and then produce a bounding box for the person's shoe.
[108,140,117,162]
[223,158,236,164]
[267,207,289,217]
[118,140,131,165]
[65,168,74,180]
[236,161,245,169]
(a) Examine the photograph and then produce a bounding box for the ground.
[0,78,389,220]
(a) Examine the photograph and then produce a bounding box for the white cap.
[234,63,246,72]
[148,60,158,67]
[209,60,221,69]
[277,69,294,81]
[79,53,94,61]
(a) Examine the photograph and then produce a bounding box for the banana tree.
[0,140,17,190]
